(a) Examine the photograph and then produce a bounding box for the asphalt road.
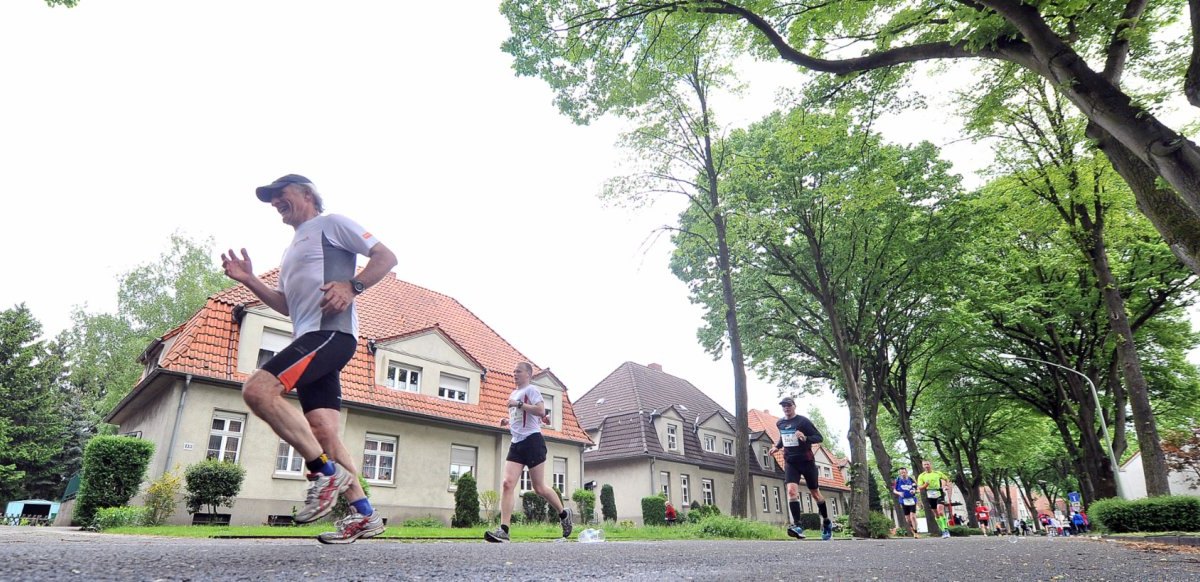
[2,527,1198,581]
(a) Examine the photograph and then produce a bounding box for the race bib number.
[926,489,942,499]
[902,497,916,506]
[780,429,800,448]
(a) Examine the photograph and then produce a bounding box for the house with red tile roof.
[747,408,852,518]
[574,362,816,525]
[95,271,591,526]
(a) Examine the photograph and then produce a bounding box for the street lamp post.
[999,354,1125,499]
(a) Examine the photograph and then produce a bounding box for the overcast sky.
[5,0,1153,449]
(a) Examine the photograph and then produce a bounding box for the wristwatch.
[350,279,366,294]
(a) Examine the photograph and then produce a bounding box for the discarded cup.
[578,528,605,543]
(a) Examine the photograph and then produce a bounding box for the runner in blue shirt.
[893,467,920,538]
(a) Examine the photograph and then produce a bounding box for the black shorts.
[506,432,548,468]
[923,493,945,511]
[900,500,918,515]
[784,459,820,490]
[978,518,989,526]
[261,331,357,413]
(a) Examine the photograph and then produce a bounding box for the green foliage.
[74,436,154,526]
[695,515,778,539]
[641,495,667,526]
[183,459,246,516]
[689,502,722,522]
[332,475,370,520]
[143,466,183,526]
[522,490,549,523]
[948,526,982,537]
[1090,496,1200,533]
[402,516,444,527]
[798,513,823,531]
[599,484,617,522]
[572,488,597,524]
[94,506,149,530]
[478,489,499,523]
[866,512,894,539]
[451,472,480,527]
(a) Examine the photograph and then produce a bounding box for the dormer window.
[723,439,734,456]
[257,328,292,368]
[703,434,715,452]
[438,373,469,402]
[667,424,678,451]
[386,362,421,393]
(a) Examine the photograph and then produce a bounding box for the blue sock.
[350,498,373,516]
[318,461,336,476]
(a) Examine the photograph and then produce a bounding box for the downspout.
[162,374,191,476]
[649,457,657,496]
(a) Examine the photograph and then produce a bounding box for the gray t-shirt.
[277,214,379,338]
[507,384,544,444]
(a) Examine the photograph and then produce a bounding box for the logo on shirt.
[362,232,373,239]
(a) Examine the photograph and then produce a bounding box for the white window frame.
[681,474,691,505]
[449,444,477,487]
[667,424,678,451]
[438,372,469,402]
[520,466,532,492]
[723,439,734,456]
[773,487,782,512]
[702,479,715,505]
[761,485,770,512]
[257,328,291,368]
[823,466,832,478]
[761,446,772,469]
[362,434,397,484]
[703,434,715,452]
[386,361,421,393]
[275,439,303,475]
[660,471,671,500]
[207,411,245,463]
[831,498,839,515]
[553,457,568,494]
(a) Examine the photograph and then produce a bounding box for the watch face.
[352,280,365,293]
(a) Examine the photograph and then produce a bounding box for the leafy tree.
[184,459,246,516]
[478,490,500,523]
[143,466,183,526]
[1163,427,1200,489]
[0,304,69,502]
[502,0,1200,275]
[805,406,844,458]
[452,472,481,527]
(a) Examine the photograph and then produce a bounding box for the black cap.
[779,397,795,406]
[255,174,312,202]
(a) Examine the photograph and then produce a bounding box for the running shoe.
[484,527,510,543]
[941,529,951,539]
[786,525,806,539]
[560,507,574,538]
[317,511,385,545]
[821,520,833,541]
[294,462,352,523]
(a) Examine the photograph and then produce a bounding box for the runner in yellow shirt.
[916,460,954,538]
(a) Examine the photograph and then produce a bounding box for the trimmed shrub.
[332,475,371,521]
[143,466,183,526]
[798,512,823,530]
[600,484,617,522]
[641,495,667,526]
[867,512,894,539]
[689,503,721,523]
[74,436,155,526]
[184,459,246,515]
[696,515,777,539]
[522,491,549,523]
[452,472,480,527]
[689,499,701,511]
[1090,496,1200,533]
[948,526,981,537]
[572,488,597,525]
[94,506,150,530]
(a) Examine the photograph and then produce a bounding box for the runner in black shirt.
[774,397,833,541]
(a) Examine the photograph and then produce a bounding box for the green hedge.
[522,490,549,523]
[572,488,596,524]
[94,506,149,530]
[641,495,666,526]
[798,512,822,530]
[184,459,246,515]
[451,472,480,527]
[600,484,617,522]
[74,436,155,526]
[867,512,894,539]
[948,525,982,537]
[1090,496,1200,533]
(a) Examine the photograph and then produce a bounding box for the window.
[681,474,691,504]
[761,485,769,511]
[660,471,670,499]
[438,373,469,402]
[761,446,772,469]
[362,434,396,483]
[805,492,813,512]
[553,457,568,493]
[257,329,291,368]
[207,412,245,462]
[823,466,832,478]
[386,362,421,392]
[667,424,678,451]
[520,466,532,492]
[275,439,303,475]
[723,439,734,456]
[773,487,782,512]
[703,434,715,452]
[449,445,476,486]
[830,499,839,516]
[542,394,556,428]
[702,479,715,505]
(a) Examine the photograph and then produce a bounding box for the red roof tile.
[747,409,850,491]
[154,271,590,444]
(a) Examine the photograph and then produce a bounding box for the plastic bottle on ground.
[578,528,605,543]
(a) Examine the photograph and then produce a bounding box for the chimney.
[648,363,663,372]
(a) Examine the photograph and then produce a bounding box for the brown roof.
[577,362,778,476]
[145,270,589,443]
[747,408,850,491]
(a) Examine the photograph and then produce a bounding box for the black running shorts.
[506,432,548,468]
[260,330,357,413]
[784,458,820,491]
[900,500,918,515]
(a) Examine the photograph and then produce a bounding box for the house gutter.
[162,374,191,476]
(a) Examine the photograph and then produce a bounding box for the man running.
[773,397,833,541]
[484,362,573,542]
[223,174,397,544]
[916,460,954,538]
[974,500,991,536]
[892,467,920,538]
